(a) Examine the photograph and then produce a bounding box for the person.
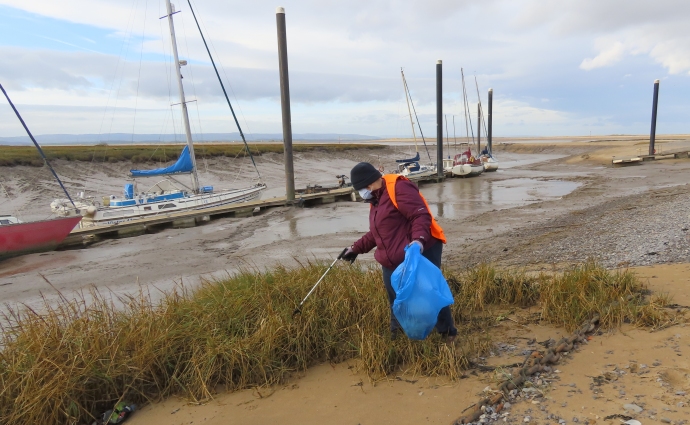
[342,162,457,343]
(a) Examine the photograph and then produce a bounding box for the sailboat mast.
[401,68,418,152]
[165,0,200,193]
[461,69,471,146]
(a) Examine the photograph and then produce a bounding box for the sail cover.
[395,152,420,163]
[130,146,194,177]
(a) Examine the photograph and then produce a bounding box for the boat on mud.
[450,147,484,177]
[479,152,499,172]
[395,152,436,177]
[0,84,84,260]
[0,215,82,261]
[49,0,265,227]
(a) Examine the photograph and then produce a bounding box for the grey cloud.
[0,45,411,104]
[1,47,100,90]
[515,0,690,35]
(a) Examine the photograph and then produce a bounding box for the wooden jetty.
[59,187,355,248]
[612,149,690,165]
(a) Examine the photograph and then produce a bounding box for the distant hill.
[0,133,381,145]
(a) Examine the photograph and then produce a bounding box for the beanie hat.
[350,162,382,190]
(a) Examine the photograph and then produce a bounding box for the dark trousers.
[381,242,457,337]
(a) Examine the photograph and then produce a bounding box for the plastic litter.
[623,421,642,425]
[391,244,454,340]
[93,402,136,425]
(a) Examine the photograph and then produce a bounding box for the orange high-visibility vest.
[381,174,446,244]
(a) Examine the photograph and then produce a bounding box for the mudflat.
[2,136,690,308]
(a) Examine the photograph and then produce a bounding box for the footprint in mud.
[659,368,690,390]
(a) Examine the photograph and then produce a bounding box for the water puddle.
[496,153,565,169]
[240,206,369,250]
[244,177,580,249]
[423,178,581,219]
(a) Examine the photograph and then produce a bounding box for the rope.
[185,0,263,183]
[0,83,76,208]
[402,74,432,162]
[474,74,488,142]
[189,0,257,144]
[177,9,208,174]
[96,0,139,144]
[130,0,149,143]
[106,0,142,143]
[461,68,475,149]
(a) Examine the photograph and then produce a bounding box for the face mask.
[358,188,373,200]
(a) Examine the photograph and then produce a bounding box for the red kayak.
[0,216,82,261]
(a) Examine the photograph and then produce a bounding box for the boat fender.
[85,206,98,217]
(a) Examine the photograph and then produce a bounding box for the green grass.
[0,261,678,424]
[0,143,386,166]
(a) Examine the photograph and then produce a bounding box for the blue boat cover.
[130,146,194,177]
[395,152,420,163]
[124,183,134,199]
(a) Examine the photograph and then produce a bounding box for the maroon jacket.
[351,178,439,269]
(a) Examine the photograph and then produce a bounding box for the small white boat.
[480,153,499,172]
[450,148,484,178]
[452,163,484,177]
[398,164,437,176]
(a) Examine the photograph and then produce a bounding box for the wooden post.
[649,79,660,156]
[276,7,295,200]
[477,103,481,154]
[487,88,493,154]
[436,60,443,177]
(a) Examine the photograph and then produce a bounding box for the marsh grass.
[0,143,385,167]
[0,261,678,424]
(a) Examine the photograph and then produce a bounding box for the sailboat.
[449,69,484,178]
[474,76,499,172]
[0,84,83,261]
[50,0,266,227]
[396,68,436,177]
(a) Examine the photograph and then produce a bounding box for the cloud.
[580,41,626,70]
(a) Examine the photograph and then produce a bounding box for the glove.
[408,240,423,253]
[341,247,358,264]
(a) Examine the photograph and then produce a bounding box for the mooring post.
[436,60,443,178]
[649,79,660,156]
[477,102,481,154]
[276,7,295,201]
[488,88,493,154]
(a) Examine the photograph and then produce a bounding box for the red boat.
[0,216,82,261]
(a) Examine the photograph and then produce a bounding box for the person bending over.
[342,162,457,343]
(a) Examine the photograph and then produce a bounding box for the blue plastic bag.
[391,245,454,340]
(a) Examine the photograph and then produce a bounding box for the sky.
[0,0,689,139]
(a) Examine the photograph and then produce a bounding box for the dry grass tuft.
[0,261,677,424]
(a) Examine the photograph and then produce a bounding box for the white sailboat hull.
[451,163,484,177]
[54,184,265,227]
[480,156,499,172]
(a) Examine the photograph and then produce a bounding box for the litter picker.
[292,248,348,317]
